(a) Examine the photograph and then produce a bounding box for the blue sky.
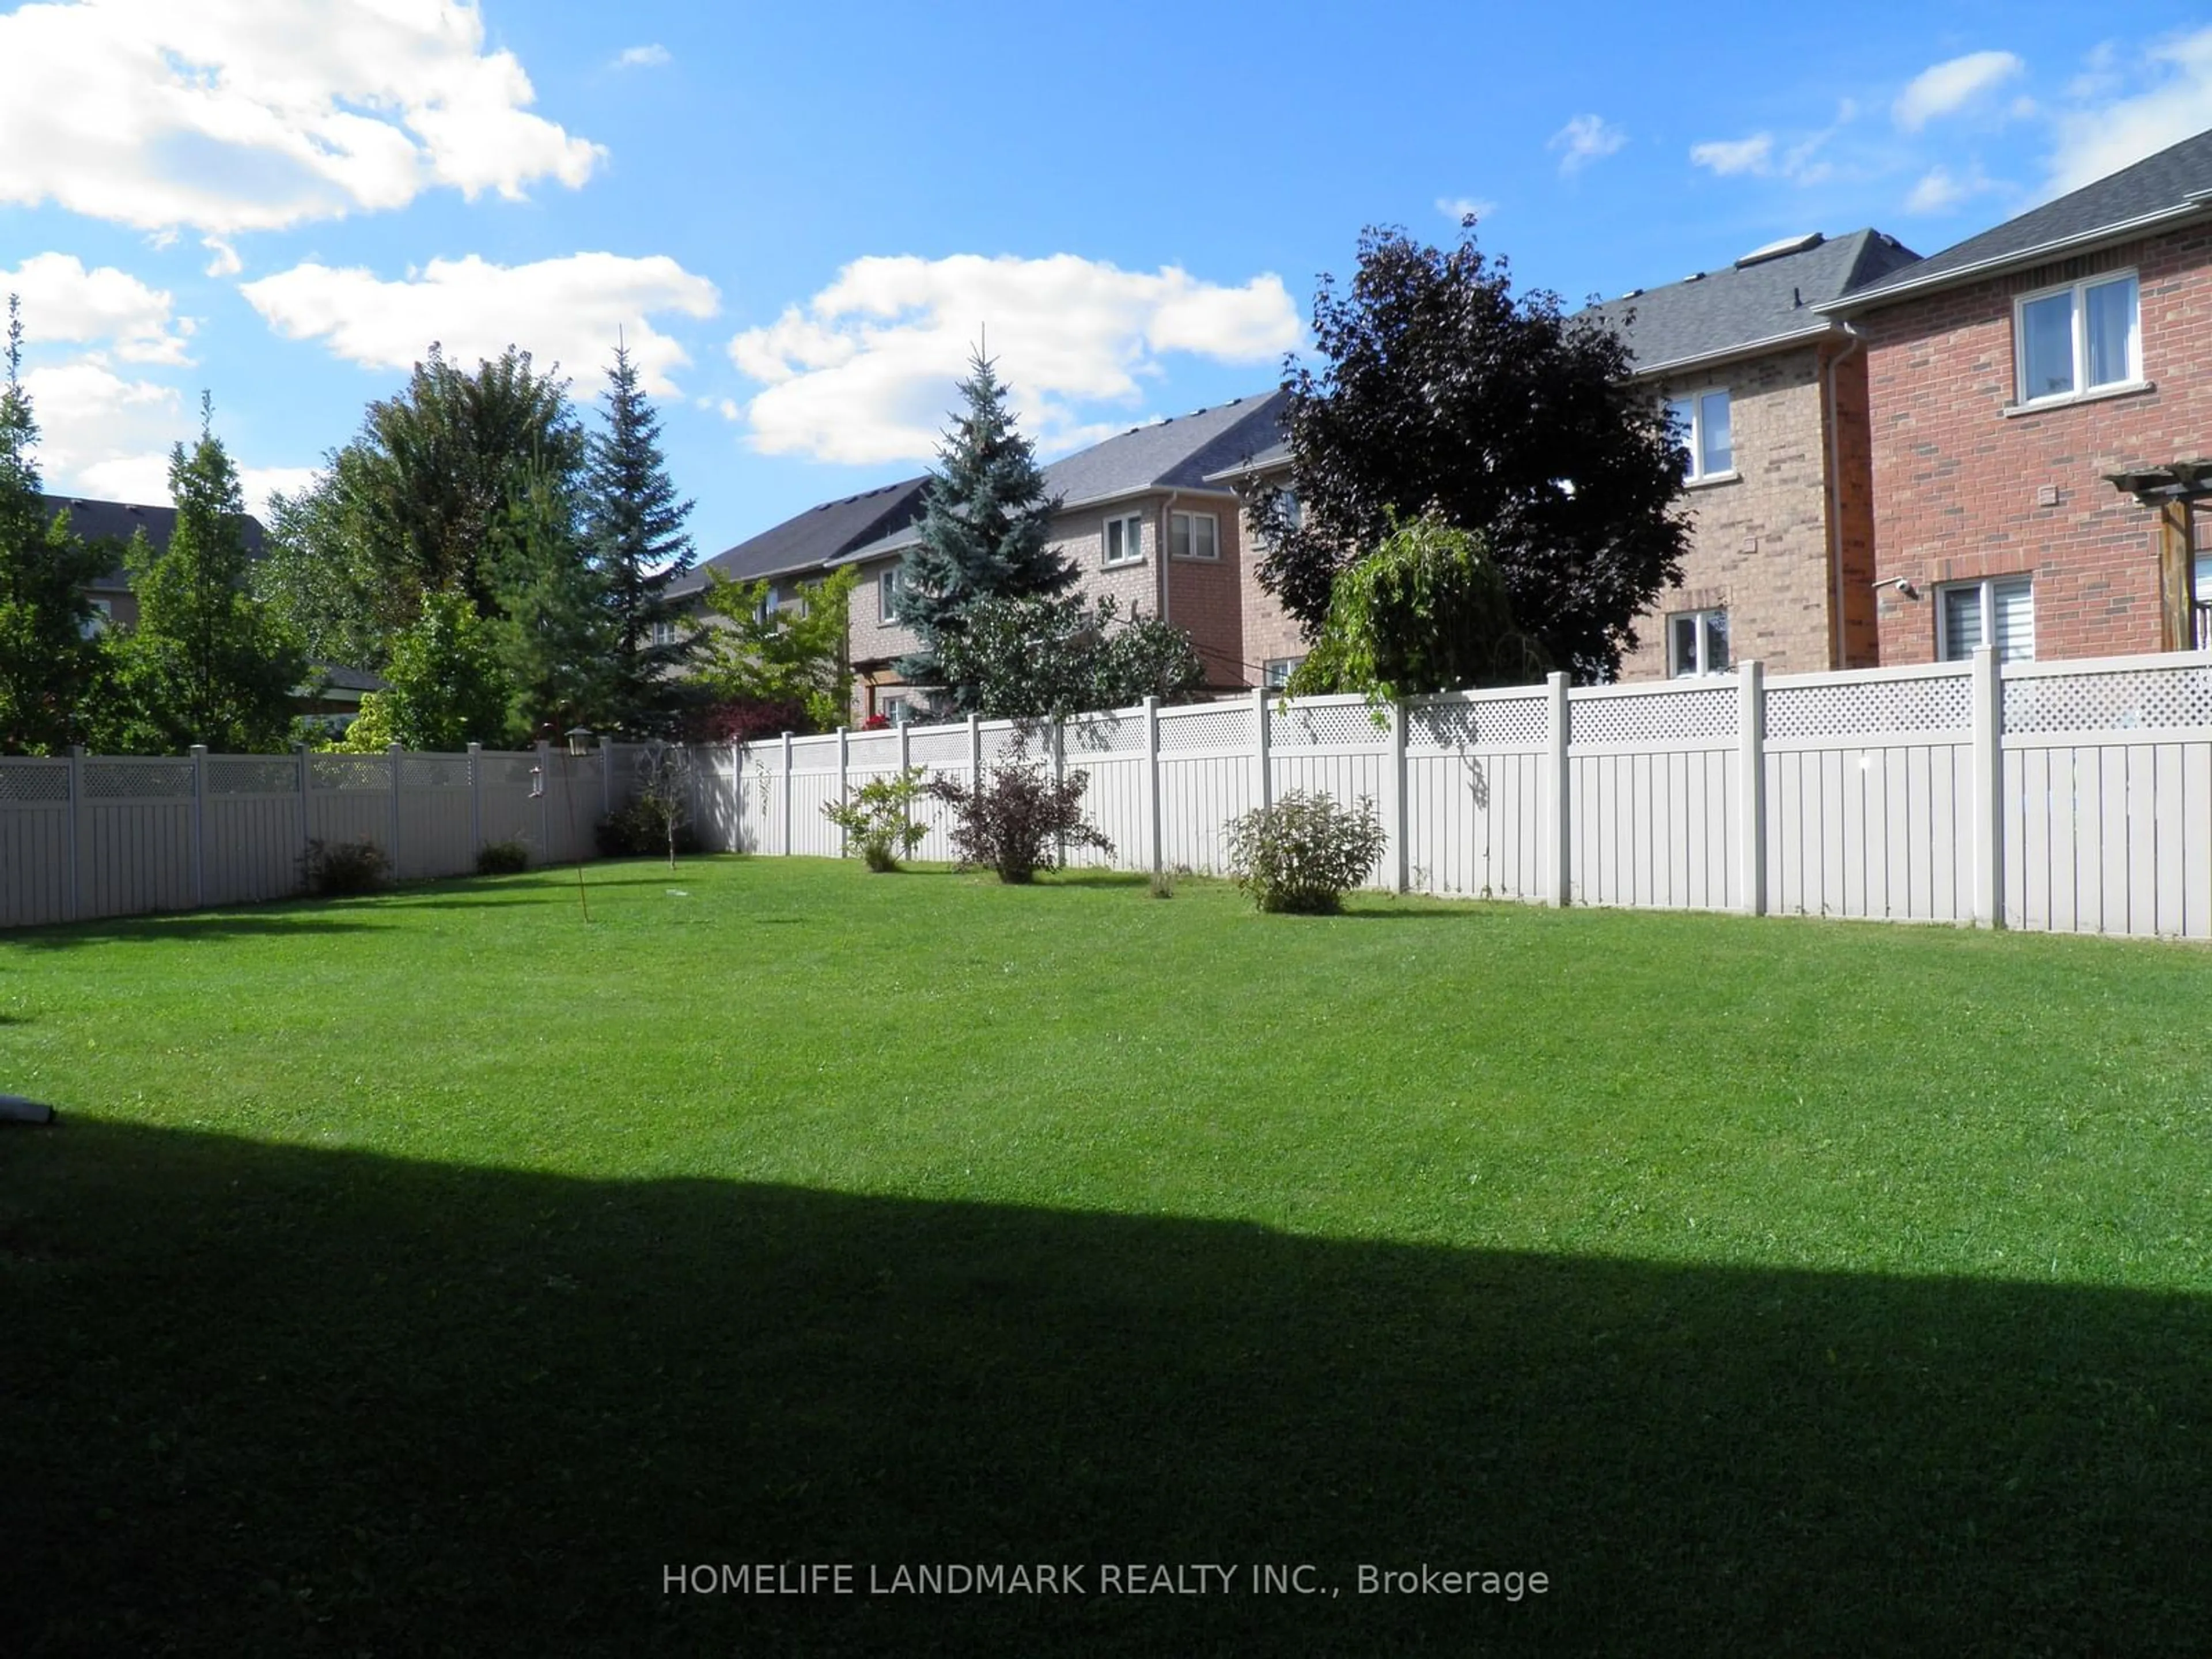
[5,0,2212,555]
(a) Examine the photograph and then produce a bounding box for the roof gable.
[1583,229,1920,374]
[1834,125,2212,310]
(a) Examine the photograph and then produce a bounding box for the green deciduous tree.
[113,399,305,753]
[692,564,858,735]
[488,457,608,740]
[896,349,1074,709]
[585,344,702,735]
[1283,511,1548,705]
[926,593,1205,725]
[335,590,510,752]
[1253,222,1688,681]
[0,297,115,754]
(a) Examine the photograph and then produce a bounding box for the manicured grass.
[2,858,2207,1656]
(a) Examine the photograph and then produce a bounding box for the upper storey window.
[2015,272,2139,405]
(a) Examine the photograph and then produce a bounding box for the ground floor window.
[2195,553,2211,651]
[1262,657,1303,689]
[1937,575,2033,662]
[1667,608,1729,677]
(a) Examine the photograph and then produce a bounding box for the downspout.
[1823,320,1866,669]
[1158,489,1176,628]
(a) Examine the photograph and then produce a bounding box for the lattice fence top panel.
[2003,662,2212,734]
[477,754,540,787]
[1157,704,1253,753]
[1767,672,1970,740]
[0,761,70,802]
[906,726,971,765]
[399,755,472,789]
[207,757,300,796]
[1270,701,1382,749]
[84,758,195,800]
[790,735,839,764]
[309,754,392,792]
[846,732,902,768]
[1066,712,1142,755]
[1570,685,1736,746]
[1407,695,1548,751]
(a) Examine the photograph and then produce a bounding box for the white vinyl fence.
[705,646,2212,941]
[5,648,2209,940]
[1,741,618,929]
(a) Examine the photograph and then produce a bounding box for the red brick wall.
[1859,226,2211,664]
[1231,464,1310,681]
[1161,497,1248,690]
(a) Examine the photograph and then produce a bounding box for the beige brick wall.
[1618,345,1843,680]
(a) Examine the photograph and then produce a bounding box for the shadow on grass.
[5,913,384,952]
[1036,870,1153,889]
[3,1120,2206,1657]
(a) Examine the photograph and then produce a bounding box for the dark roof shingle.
[670,478,930,598]
[1831,126,2212,310]
[1582,229,1921,374]
[38,494,268,588]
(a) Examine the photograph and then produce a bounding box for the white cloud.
[1904,164,2001,215]
[614,43,670,69]
[727,253,1305,466]
[241,252,722,395]
[1549,114,1626,175]
[1435,195,1498,224]
[202,238,243,279]
[2047,26,2212,195]
[2,255,192,364]
[0,0,603,234]
[1894,50,2027,131]
[20,359,185,498]
[1690,133,1774,177]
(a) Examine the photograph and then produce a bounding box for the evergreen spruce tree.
[584,344,700,736]
[491,454,610,740]
[896,348,1074,711]
[115,396,306,753]
[0,297,116,754]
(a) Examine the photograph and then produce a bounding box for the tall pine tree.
[115,396,306,753]
[896,349,1073,711]
[0,297,116,754]
[584,344,699,736]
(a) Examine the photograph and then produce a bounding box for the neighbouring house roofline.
[1623,320,1851,382]
[1819,202,2212,316]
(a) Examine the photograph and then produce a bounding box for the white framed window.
[1169,510,1218,560]
[1262,656,1304,689]
[1667,608,1730,677]
[878,692,911,725]
[650,618,679,647]
[2192,552,2210,650]
[80,596,112,639]
[1666,389,1733,482]
[1937,575,2034,662]
[1103,512,1145,567]
[878,567,904,624]
[2014,271,2139,404]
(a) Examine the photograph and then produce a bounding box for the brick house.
[836,392,1286,721]
[38,493,268,635]
[1826,126,2212,665]
[1583,229,1921,679]
[665,475,929,637]
[1202,430,1308,689]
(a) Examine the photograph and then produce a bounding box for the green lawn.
[2,858,2207,1656]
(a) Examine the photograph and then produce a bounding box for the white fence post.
[1971,645,2005,928]
[66,744,84,921]
[296,741,312,865]
[600,734,615,823]
[189,743,207,907]
[1252,687,1272,816]
[1142,696,1162,876]
[835,726,850,857]
[1051,718,1067,867]
[467,741,483,858]
[781,731,794,856]
[730,740,741,853]
[1387,700,1408,893]
[965,713,980,790]
[1546,672,1571,907]
[536,738,552,859]
[386,741,403,871]
[1738,662,1766,916]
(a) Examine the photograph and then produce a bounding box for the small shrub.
[596,796,700,860]
[926,749,1112,884]
[1223,790,1386,914]
[822,767,930,872]
[300,836,391,897]
[475,838,530,876]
